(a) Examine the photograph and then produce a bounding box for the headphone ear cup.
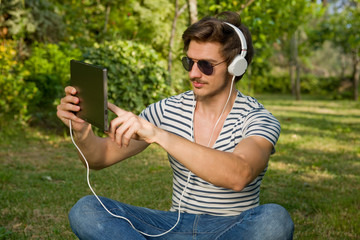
[228,55,248,76]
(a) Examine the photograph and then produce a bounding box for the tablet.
[70,60,108,132]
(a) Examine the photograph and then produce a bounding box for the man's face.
[186,40,231,101]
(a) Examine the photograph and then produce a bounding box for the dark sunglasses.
[181,56,226,75]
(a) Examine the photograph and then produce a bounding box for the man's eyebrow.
[186,55,219,63]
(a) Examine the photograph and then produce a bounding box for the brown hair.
[182,11,254,81]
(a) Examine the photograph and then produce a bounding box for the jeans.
[69,195,294,240]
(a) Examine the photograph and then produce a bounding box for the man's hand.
[107,103,158,147]
[57,86,90,134]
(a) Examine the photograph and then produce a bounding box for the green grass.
[1,95,359,239]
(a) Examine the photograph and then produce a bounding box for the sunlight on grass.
[258,95,360,240]
[1,95,359,239]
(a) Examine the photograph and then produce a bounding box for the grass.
[1,94,359,239]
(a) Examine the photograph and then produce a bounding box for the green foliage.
[23,42,82,126]
[2,0,358,128]
[199,0,322,93]
[327,3,360,55]
[252,75,291,94]
[0,0,65,43]
[300,75,353,99]
[24,0,65,43]
[83,40,172,114]
[128,0,173,56]
[0,0,36,40]
[0,40,37,123]
[57,0,174,57]
[251,74,353,100]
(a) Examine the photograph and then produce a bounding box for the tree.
[168,0,187,85]
[200,0,319,97]
[327,1,360,100]
[289,30,301,100]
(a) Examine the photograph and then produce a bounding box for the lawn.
[1,95,359,239]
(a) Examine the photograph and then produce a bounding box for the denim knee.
[68,195,103,237]
[69,196,97,221]
[261,203,294,240]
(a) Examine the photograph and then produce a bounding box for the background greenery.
[1,0,359,239]
[1,0,359,127]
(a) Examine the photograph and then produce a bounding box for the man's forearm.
[153,128,252,191]
[73,125,110,169]
[73,124,150,170]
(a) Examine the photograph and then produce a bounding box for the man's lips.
[192,80,206,88]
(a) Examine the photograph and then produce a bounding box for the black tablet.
[70,60,108,132]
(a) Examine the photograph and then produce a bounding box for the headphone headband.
[224,22,247,58]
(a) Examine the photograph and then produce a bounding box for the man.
[57,11,294,240]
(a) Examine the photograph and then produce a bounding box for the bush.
[0,40,37,124]
[300,75,353,99]
[83,40,172,114]
[252,73,352,99]
[23,42,82,126]
[252,74,291,94]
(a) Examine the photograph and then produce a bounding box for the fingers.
[108,102,134,142]
[60,95,80,110]
[108,102,127,116]
[65,86,77,95]
[108,112,140,147]
[106,104,156,147]
[115,117,139,147]
[56,104,84,123]
[56,86,85,127]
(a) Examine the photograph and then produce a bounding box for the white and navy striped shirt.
[139,90,280,216]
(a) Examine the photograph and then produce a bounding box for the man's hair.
[182,11,254,81]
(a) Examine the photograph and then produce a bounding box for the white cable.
[206,75,235,147]
[69,119,190,237]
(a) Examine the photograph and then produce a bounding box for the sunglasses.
[181,56,226,75]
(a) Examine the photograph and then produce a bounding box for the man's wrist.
[152,127,168,147]
[73,124,92,142]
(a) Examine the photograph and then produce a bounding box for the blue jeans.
[69,195,294,240]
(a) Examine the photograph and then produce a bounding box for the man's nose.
[189,62,202,78]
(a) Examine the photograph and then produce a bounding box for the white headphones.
[224,22,248,76]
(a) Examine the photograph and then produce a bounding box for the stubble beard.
[193,73,231,102]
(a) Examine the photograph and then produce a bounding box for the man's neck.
[195,88,237,118]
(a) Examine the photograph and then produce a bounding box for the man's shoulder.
[161,90,194,109]
[235,91,264,111]
[166,90,194,103]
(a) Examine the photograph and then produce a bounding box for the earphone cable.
[200,75,235,147]
[69,119,190,237]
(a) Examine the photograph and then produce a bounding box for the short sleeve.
[242,108,281,153]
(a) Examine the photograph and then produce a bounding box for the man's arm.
[73,126,149,170]
[155,130,272,191]
[57,86,149,170]
[108,103,273,192]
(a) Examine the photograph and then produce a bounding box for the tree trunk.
[295,56,301,100]
[289,31,301,100]
[103,4,111,34]
[187,0,198,24]
[352,48,359,101]
[168,1,187,85]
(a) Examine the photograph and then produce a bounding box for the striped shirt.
[139,90,281,216]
